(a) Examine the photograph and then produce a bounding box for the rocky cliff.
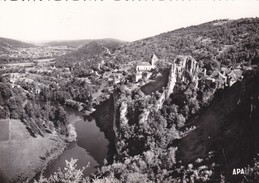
[91,57,259,182]
[92,55,201,150]
[139,56,199,125]
[177,68,259,181]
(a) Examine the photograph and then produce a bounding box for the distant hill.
[0,37,34,54]
[54,38,125,66]
[45,39,94,49]
[109,18,259,71]
[76,38,125,56]
[54,18,259,73]
[46,38,125,49]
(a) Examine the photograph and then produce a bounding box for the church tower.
[150,54,158,66]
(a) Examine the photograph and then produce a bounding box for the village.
[128,54,244,90]
[0,46,70,60]
[1,51,246,107]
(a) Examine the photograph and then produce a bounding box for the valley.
[0,18,259,183]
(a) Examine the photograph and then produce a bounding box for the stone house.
[134,54,158,82]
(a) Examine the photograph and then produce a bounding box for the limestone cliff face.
[91,95,115,142]
[93,55,200,149]
[164,55,199,102]
[173,55,199,86]
[119,101,128,126]
[140,56,200,124]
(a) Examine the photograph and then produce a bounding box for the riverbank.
[0,119,68,183]
[43,107,110,178]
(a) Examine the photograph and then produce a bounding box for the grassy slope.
[0,119,9,141]
[0,119,67,183]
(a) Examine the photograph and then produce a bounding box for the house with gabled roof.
[134,54,158,82]
[135,54,158,72]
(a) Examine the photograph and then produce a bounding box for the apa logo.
[232,168,250,175]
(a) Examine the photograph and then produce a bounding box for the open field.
[1,62,35,67]
[0,119,9,141]
[33,58,54,63]
[9,119,30,140]
[0,119,67,183]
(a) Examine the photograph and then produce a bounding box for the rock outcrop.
[140,55,200,124]
[93,55,200,141]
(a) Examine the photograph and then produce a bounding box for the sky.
[0,0,258,43]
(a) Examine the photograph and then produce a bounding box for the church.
[134,54,158,82]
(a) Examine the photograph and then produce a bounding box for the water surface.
[44,109,109,177]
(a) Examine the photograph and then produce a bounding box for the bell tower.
[150,54,158,66]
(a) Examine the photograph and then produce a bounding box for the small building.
[134,54,158,82]
[135,61,154,72]
[210,70,227,88]
[135,54,157,72]
[226,69,242,86]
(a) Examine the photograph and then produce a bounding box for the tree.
[7,96,23,119]
[25,102,35,118]
[34,159,86,183]
[0,82,12,99]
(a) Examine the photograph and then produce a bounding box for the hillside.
[177,68,259,182]
[54,38,125,67]
[75,38,124,58]
[45,39,93,48]
[0,37,34,54]
[111,18,259,70]
[54,18,259,76]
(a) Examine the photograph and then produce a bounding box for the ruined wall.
[140,56,200,124]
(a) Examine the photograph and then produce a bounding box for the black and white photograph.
[0,0,259,182]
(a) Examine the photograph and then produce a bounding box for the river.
[43,108,109,177]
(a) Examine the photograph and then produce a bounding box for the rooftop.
[136,61,151,66]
